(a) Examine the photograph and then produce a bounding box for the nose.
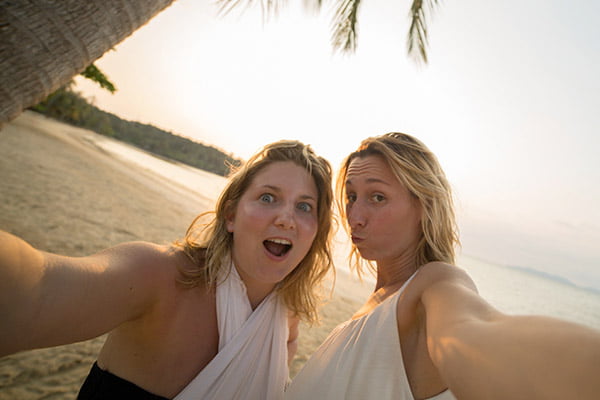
[347,202,365,230]
[274,204,296,230]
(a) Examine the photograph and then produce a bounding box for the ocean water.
[458,255,600,330]
[94,135,228,202]
[93,135,600,331]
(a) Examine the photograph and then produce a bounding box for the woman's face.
[226,161,319,292]
[344,155,422,265]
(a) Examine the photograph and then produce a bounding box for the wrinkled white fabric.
[175,261,289,400]
[285,271,456,400]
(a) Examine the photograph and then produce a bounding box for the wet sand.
[0,111,371,399]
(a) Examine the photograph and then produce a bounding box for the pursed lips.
[351,234,365,244]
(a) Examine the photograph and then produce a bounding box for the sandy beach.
[0,111,372,399]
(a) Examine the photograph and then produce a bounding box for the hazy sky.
[75,0,600,289]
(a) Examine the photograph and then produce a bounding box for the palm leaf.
[216,0,284,21]
[331,0,362,53]
[217,0,439,63]
[407,0,439,64]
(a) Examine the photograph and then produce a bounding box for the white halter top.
[286,271,456,400]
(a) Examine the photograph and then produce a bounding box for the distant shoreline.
[504,264,600,296]
[30,88,242,177]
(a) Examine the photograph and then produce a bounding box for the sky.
[74,0,600,289]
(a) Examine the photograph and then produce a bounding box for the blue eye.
[297,202,313,213]
[347,193,357,203]
[260,193,275,203]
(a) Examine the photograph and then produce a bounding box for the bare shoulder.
[92,240,174,261]
[418,261,502,326]
[416,261,478,294]
[42,241,192,307]
[398,262,476,316]
[85,241,186,281]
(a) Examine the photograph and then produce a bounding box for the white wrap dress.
[175,262,289,400]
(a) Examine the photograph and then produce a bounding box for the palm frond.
[407,0,439,64]
[331,0,362,53]
[302,0,325,13]
[217,0,439,64]
[216,0,285,21]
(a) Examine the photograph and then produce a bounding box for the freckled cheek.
[241,204,271,224]
[298,217,318,243]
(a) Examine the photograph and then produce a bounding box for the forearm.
[434,313,600,399]
[423,276,600,399]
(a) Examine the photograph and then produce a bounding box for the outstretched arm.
[421,263,600,400]
[0,230,168,357]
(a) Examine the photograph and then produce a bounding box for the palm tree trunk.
[0,0,175,124]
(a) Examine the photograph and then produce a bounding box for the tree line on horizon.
[30,87,242,177]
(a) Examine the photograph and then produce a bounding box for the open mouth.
[263,238,292,257]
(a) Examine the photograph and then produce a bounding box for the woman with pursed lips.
[286,132,600,400]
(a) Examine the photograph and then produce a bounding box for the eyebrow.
[345,177,391,186]
[261,185,317,201]
[262,184,279,191]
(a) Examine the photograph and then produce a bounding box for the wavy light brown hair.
[176,140,334,323]
[336,132,459,277]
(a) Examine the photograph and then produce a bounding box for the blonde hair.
[176,140,334,323]
[336,132,459,277]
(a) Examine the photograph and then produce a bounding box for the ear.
[224,200,235,232]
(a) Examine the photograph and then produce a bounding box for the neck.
[245,283,276,310]
[374,254,418,292]
[230,258,276,310]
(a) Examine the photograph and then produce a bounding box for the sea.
[92,135,600,331]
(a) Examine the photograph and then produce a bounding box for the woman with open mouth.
[0,139,334,400]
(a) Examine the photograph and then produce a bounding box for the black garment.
[78,362,170,400]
